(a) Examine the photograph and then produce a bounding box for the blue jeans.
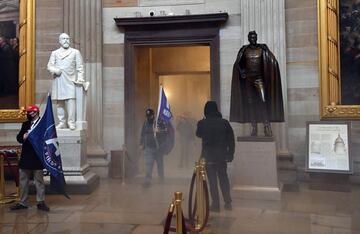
[144,148,164,183]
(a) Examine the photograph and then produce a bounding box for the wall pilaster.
[63,0,105,155]
[240,0,289,153]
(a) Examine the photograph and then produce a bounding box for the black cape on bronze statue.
[229,44,285,123]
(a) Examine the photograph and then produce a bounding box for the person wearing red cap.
[10,105,50,211]
[26,105,40,114]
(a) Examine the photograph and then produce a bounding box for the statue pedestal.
[308,173,351,192]
[231,137,281,200]
[51,129,99,194]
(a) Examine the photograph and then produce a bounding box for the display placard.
[306,121,352,174]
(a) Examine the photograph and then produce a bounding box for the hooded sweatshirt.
[196,101,235,163]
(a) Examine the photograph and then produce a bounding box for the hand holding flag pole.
[28,94,70,199]
[156,86,175,155]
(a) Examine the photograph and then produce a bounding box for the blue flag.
[156,86,175,155]
[28,95,70,199]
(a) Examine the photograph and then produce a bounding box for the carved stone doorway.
[115,13,228,175]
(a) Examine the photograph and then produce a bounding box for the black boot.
[37,202,50,212]
[264,122,273,137]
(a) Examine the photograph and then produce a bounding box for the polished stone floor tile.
[1,179,360,233]
[29,223,135,234]
[0,224,38,234]
[131,225,164,234]
[310,214,351,230]
[64,211,164,225]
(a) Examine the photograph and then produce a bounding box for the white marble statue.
[47,33,89,130]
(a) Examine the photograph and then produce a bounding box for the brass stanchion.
[174,192,183,234]
[195,161,204,229]
[187,159,210,233]
[163,159,210,234]
[198,159,206,230]
[163,192,185,234]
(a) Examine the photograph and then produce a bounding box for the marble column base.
[232,185,281,201]
[42,167,99,194]
[231,137,281,201]
[51,129,99,194]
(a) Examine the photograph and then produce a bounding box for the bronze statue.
[230,31,284,136]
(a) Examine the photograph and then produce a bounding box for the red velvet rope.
[188,171,196,220]
[168,213,187,234]
[163,205,175,234]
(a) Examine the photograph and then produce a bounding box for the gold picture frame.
[0,0,35,122]
[318,0,360,119]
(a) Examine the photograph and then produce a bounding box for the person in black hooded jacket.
[196,101,235,212]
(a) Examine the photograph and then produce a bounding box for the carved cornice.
[115,13,228,29]
[0,109,26,123]
[323,105,360,119]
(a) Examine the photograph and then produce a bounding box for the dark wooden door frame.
[115,13,228,165]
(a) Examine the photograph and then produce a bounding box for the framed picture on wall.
[306,121,352,174]
[318,0,360,119]
[0,0,35,122]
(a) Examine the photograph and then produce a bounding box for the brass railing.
[188,159,209,232]
[163,192,186,234]
[163,159,210,234]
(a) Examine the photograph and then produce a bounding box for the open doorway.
[133,45,210,178]
[116,12,227,179]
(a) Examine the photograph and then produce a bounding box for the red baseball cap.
[26,105,40,113]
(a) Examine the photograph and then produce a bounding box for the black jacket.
[196,101,235,163]
[140,120,174,155]
[140,121,158,149]
[17,120,44,170]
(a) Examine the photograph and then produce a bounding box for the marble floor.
[1,176,360,234]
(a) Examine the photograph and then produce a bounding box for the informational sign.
[306,122,352,173]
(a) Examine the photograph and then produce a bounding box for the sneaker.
[37,202,50,212]
[209,204,220,212]
[224,203,232,211]
[10,203,28,211]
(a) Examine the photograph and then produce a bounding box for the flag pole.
[28,92,51,134]
[156,85,163,128]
